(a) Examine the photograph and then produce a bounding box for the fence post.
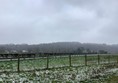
[85,54,87,66]
[17,54,20,73]
[46,55,49,69]
[98,54,100,64]
[69,55,72,67]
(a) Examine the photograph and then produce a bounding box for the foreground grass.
[0,64,118,83]
[106,76,118,83]
[0,54,118,82]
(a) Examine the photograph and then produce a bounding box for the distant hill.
[0,42,118,54]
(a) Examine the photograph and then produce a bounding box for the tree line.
[0,42,116,54]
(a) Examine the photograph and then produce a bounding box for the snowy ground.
[0,64,118,83]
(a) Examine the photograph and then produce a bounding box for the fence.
[0,53,118,73]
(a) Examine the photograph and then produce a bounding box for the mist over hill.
[0,42,118,54]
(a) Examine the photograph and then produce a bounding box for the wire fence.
[0,53,118,73]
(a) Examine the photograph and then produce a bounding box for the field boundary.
[0,53,118,73]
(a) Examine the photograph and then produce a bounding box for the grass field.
[0,64,118,82]
[0,54,117,72]
[0,54,118,82]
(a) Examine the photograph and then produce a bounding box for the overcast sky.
[0,0,118,44]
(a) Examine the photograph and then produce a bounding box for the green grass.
[106,76,118,83]
[0,56,118,82]
[49,56,69,67]
[20,58,47,70]
[71,55,85,66]
[0,54,117,72]
[0,60,17,72]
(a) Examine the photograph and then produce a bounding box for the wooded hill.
[0,42,118,54]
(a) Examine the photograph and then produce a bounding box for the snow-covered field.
[0,55,118,82]
[0,64,118,83]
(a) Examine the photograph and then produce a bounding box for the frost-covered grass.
[0,64,118,83]
[0,60,18,72]
[0,55,118,83]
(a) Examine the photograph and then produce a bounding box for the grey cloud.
[0,0,118,44]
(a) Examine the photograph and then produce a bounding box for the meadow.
[0,54,118,82]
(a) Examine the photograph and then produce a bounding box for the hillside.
[0,42,118,54]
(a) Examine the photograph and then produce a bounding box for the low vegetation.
[0,64,118,82]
